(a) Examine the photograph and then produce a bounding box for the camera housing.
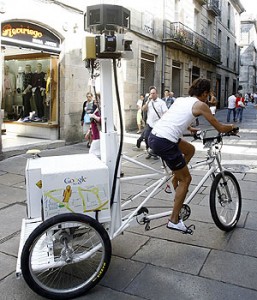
[85,4,130,33]
[83,5,133,60]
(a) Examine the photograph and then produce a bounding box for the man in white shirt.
[227,94,237,122]
[141,86,168,159]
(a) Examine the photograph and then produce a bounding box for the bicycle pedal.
[145,221,150,231]
[182,224,195,235]
[165,184,172,194]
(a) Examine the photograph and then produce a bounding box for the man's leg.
[239,107,243,122]
[143,124,152,151]
[233,108,236,122]
[227,109,231,122]
[136,127,146,148]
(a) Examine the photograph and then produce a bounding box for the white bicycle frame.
[109,139,223,240]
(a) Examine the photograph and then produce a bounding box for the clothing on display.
[32,63,46,119]
[22,64,33,118]
[3,65,16,117]
[2,57,55,123]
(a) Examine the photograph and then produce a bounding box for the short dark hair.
[164,89,170,93]
[149,86,157,92]
[188,78,211,97]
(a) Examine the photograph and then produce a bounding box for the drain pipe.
[161,17,166,97]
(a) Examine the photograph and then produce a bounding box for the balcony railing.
[207,0,221,16]
[163,21,221,64]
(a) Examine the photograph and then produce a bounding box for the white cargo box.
[25,154,110,223]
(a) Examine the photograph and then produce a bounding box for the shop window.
[2,53,58,124]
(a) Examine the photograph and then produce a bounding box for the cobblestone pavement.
[1,103,257,300]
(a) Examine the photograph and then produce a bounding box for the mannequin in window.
[32,63,46,119]
[3,65,16,117]
[45,67,51,120]
[16,66,24,94]
[22,64,33,118]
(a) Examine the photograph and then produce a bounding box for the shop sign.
[1,21,61,52]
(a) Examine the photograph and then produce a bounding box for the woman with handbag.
[235,93,245,123]
[81,92,97,147]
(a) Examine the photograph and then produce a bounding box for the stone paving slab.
[128,219,234,250]
[112,231,150,258]
[0,156,27,175]
[0,234,20,257]
[0,184,26,205]
[225,228,257,257]
[0,274,145,300]
[0,173,25,186]
[200,250,257,291]
[0,204,26,240]
[0,273,48,300]
[125,264,257,300]
[0,252,16,279]
[132,237,210,275]
[100,256,146,291]
[245,212,257,230]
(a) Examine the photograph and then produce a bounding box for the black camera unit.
[85,4,130,33]
[83,5,132,59]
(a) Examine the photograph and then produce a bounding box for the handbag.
[238,99,245,108]
[84,113,91,124]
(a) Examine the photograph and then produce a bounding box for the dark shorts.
[148,132,186,171]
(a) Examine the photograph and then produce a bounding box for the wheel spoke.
[21,214,111,299]
[210,171,241,231]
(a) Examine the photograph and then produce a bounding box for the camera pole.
[99,59,122,237]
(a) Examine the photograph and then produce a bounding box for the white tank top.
[152,97,198,142]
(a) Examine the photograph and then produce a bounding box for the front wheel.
[21,213,111,300]
[210,171,241,231]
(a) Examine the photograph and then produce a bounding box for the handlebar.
[193,127,239,145]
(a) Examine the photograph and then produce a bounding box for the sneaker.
[166,219,188,232]
[145,154,151,159]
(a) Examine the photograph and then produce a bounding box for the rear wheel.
[21,213,111,299]
[210,171,241,231]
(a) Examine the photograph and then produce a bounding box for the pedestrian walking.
[162,89,175,109]
[227,93,237,122]
[235,93,245,123]
[137,87,168,159]
[136,94,144,133]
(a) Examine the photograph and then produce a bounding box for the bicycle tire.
[210,171,241,231]
[21,213,111,300]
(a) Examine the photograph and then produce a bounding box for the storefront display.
[1,20,61,140]
[2,54,58,124]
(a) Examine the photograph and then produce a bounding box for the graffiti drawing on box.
[43,184,109,218]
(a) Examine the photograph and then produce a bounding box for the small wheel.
[21,213,111,300]
[210,171,242,231]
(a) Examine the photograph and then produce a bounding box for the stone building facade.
[239,14,257,96]
[0,0,245,148]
